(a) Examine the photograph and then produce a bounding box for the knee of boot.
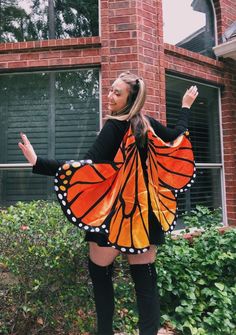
[88,258,114,281]
[130,263,157,284]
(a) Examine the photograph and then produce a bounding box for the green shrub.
[0,201,95,335]
[182,205,223,230]
[0,202,235,335]
[157,206,236,335]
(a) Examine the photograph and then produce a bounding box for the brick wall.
[213,0,236,226]
[100,0,163,120]
[0,37,102,69]
[214,0,236,41]
[221,59,236,225]
[0,0,235,226]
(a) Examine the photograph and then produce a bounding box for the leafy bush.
[0,202,235,335]
[182,205,223,230]
[157,206,236,335]
[0,201,95,335]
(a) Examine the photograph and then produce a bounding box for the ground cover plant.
[0,202,235,335]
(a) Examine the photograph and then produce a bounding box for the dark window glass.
[0,170,49,204]
[163,0,216,58]
[177,168,222,212]
[0,68,99,206]
[166,76,221,164]
[0,0,99,43]
[166,75,223,227]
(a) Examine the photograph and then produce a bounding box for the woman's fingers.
[18,141,24,151]
[182,85,198,108]
[18,133,37,165]
[20,132,31,145]
[188,85,198,96]
[18,141,27,155]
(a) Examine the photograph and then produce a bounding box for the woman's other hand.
[18,133,37,166]
[182,85,199,109]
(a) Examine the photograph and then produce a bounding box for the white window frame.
[166,74,227,226]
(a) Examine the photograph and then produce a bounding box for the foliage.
[182,204,223,230]
[0,201,95,335]
[0,202,235,334]
[157,206,235,335]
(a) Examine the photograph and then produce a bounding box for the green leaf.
[215,283,225,291]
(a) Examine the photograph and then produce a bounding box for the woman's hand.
[18,133,37,166]
[182,85,199,109]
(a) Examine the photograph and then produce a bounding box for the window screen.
[166,75,223,227]
[0,68,99,206]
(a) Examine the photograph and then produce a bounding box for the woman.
[19,71,198,335]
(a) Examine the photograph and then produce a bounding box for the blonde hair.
[107,71,150,146]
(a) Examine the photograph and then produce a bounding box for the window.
[0,0,99,43]
[163,0,216,58]
[0,68,99,206]
[166,75,224,226]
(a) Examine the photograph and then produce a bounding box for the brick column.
[100,0,164,121]
[214,0,236,43]
[214,0,236,227]
[222,60,236,226]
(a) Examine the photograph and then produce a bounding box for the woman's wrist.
[31,155,37,166]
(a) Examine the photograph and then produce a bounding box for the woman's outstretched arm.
[18,133,63,176]
[149,85,198,142]
[18,119,127,176]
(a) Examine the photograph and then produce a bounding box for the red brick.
[39,51,61,59]
[8,61,28,68]
[116,23,136,31]
[82,49,100,57]
[0,54,20,61]
[110,1,130,9]
[0,62,8,68]
[110,16,131,24]
[20,53,40,61]
[70,57,94,65]
[48,58,71,66]
[116,39,136,47]
[115,54,138,62]
[110,31,131,39]
[110,47,131,54]
[27,60,49,67]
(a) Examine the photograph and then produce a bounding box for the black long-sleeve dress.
[33,108,190,247]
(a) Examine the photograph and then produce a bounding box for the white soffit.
[213,39,236,60]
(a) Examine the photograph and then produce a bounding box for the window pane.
[55,0,99,38]
[166,75,223,228]
[175,168,222,229]
[166,76,221,164]
[0,69,99,206]
[163,0,215,58]
[177,168,222,213]
[0,170,49,205]
[0,0,99,42]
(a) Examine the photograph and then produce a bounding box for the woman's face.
[107,78,130,114]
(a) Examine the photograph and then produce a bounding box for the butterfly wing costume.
[54,126,195,254]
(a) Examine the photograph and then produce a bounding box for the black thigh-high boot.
[88,259,114,335]
[130,263,160,335]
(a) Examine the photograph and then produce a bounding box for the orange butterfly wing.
[147,130,195,232]
[55,161,121,231]
[55,127,150,253]
[55,127,195,251]
[108,132,150,253]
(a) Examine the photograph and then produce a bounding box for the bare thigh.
[127,245,157,264]
[89,242,120,266]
